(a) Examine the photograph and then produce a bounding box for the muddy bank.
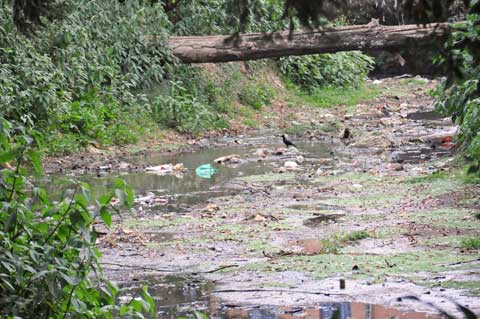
[49,77,479,317]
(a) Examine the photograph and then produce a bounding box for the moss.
[321,191,404,207]
[238,172,295,183]
[437,280,480,295]
[409,208,480,230]
[124,217,193,229]
[407,171,448,184]
[242,249,476,280]
[246,239,279,254]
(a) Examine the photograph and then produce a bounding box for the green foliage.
[239,81,275,110]
[407,171,448,184]
[460,236,480,250]
[172,0,285,35]
[343,230,370,242]
[152,81,221,135]
[279,52,375,91]
[434,10,480,177]
[0,116,156,318]
[1,0,173,154]
[286,81,381,108]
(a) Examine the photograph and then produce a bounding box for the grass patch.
[242,249,476,279]
[407,171,448,184]
[437,280,480,295]
[409,208,480,230]
[124,217,192,229]
[287,84,381,108]
[460,236,480,250]
[343,230,370,242]
[242,118,258,127]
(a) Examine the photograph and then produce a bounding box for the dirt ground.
[53,77,480,317]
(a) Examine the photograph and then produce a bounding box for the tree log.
[167,23,449,63]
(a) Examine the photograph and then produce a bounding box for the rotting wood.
[162,23,449,63]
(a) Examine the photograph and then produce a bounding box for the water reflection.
[46,140,331,213]
[124,275,437,319]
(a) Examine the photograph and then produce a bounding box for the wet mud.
[49,78,480,317]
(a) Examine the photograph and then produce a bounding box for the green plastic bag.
[195,164,217,179]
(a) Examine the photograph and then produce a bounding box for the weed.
[460,237,480,250]
[242,118,258,127]
[343,230,370,242]
[287,83,381,108]
[407,171,448,183]
[239,81,275,110]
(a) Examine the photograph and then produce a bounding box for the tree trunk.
[167,23,449,63]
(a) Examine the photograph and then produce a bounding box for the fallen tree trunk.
[167,23,449,63]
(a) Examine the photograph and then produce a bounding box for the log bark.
[167,23,449,63]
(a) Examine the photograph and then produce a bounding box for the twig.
[199,264,239,273]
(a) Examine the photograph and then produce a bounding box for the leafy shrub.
[279,51,375,91]
[239,81,275,110]
[172,0,285,35]
[434,10,480,176]
[0,116,155,318]
[460,236,480,250]
[152,81,219,134]
[0,0,173,154]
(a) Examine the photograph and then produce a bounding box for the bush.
[0,0,173,154]
[152,81,219,134]
[279,51,375,91]
[239,81,275,110]
[0,116,155,318]
[434,10,480,176]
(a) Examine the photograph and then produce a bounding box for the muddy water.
[125,275,438,319]
[47,134,332,213]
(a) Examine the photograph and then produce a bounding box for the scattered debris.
[214,154,241,164]
[284,161,299,170]
[146,163,186,175]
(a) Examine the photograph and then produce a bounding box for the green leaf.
[0,151,15,164]
[100,207,112,227]
[4,210,17,233]
[81,183,91,202]
[27,149,42,175]
[99,194,113,206]
[141,286,156,317]
[120,305,130,316]
[59,272,81,285]
[129,299,144,312]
